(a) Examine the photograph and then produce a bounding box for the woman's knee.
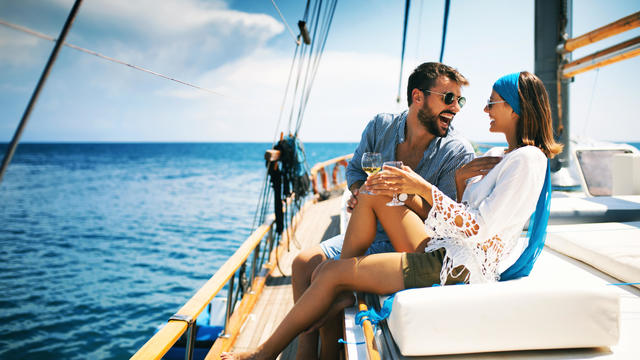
[310,259,334,282]
[313,259,353,290]
[357,192,388,208]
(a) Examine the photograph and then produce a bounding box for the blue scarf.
[493,72,521,116]
[500,160,551,280]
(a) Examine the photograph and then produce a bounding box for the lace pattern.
[424,186,504,284]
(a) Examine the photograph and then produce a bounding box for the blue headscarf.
[493,72,521,116]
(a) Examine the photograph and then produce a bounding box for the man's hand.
[346,188,359,213]
[346,181,364,213]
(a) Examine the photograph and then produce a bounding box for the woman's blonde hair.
[516,71,563,158]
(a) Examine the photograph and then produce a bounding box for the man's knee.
[292,246,327,279]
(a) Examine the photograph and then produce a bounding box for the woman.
[222,71,562,360]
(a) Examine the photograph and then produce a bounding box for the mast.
[534,0,578,187]
[0,0,84,185]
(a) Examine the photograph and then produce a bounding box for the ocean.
[0,142,357,360]
[1,141,639,359]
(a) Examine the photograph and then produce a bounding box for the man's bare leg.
[221,253,406,360]
[291,246,327,360]
[316,194,431,359]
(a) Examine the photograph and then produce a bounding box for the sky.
[0,0,639,143]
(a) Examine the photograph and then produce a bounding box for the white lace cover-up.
[423,146,547,284]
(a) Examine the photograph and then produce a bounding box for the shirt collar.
[397,110,408,144]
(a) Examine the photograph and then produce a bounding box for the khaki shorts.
[402,248,470,288]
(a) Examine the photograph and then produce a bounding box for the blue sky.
[1,0,638,143]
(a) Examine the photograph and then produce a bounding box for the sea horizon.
[0,142,360,359]
[1,141,639,359]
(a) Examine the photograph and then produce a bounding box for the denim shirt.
[346,111,476,243]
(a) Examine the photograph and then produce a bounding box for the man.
[292,62,476,360]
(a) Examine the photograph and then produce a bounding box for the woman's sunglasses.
[422,89,466,108]
[486,99,506,109]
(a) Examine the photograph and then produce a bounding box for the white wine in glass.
[361,152,382,195]
[383,161,405,206]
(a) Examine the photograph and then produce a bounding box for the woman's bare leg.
[221,253,405,360]
[308,194,431,358]
[341,193,431,258]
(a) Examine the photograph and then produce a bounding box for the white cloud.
[0,28,44,66]
[53,0,283,39]
[157,49,405,142]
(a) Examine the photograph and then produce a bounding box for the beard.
[417,103,449,137]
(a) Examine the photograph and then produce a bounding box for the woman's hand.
[364,165,431,199]
[455,156,502,201]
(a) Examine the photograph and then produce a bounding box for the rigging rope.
[415,0,424,62]
[439,0,451,63]
[0,1,83,185]
[252,0,338,270]
[273,42,301,144]
[0,19,226,97]
[294,0,323,135]
[582,68,600,136]
[270,0,302,45]
[396,0,411,103]
[295,0,338,137]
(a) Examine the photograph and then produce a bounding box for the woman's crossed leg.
[221,252,406,360]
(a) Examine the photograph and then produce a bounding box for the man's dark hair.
[406,62,469,106]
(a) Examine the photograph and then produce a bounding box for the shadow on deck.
[231,195,343,359]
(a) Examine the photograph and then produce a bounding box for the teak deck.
[231,195,343,359]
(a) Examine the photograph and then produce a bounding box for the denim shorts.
[319,233,396,260]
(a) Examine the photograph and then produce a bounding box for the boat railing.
[558,11,639,79]
[309,153,353,201]
[131,153,353,360]
[131,216,279,360]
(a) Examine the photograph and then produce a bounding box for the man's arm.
[345,117,379,213]
[349,180,364,194]
[345,180,364,213]
[346,118,377,190]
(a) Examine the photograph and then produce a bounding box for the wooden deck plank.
[231,196,342,359]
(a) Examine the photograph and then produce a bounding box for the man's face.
[418,76,463,137]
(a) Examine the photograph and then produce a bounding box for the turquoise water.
[1,141,638,359]
[0,142,356,359]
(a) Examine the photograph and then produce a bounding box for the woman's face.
[484,90,517,135]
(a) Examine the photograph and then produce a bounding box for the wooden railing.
[131,153,352,360]
[357,295,381,360]
[131,219,278,360]
[560,11,640,78]
[310,153,353,201]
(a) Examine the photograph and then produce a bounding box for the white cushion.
[384,278,619,356]
[546,221,640,290]
[548,195,640,224]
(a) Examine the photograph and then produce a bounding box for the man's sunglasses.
[422,89,466,108]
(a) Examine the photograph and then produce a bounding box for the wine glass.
[361,152,382,195]
[383,161,405,206]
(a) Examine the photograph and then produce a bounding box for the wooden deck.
[231,195,343,359]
